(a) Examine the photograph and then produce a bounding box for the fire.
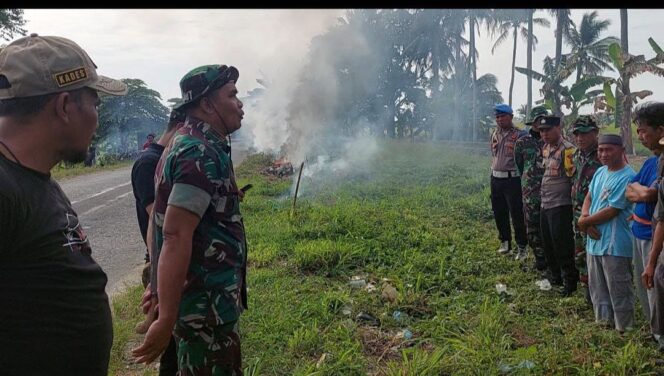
[262,156,294,177]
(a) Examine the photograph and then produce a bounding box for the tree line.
[3,9,664,155]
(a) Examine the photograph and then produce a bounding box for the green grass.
[111,141,662,375]
[52,160,132,181]
[109,284,155,376]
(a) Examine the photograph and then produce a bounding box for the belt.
[492,170,520,178]
[631,214,653,226]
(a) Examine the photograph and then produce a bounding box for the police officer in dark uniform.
[490,103,528,256]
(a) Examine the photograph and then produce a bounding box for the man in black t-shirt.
[130,109,184,376]
[132,111,185,263]
[0,34,127,375]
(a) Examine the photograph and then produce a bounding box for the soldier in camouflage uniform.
[133,64,247,375]
[570,115,600,299]
[514,106,549,269]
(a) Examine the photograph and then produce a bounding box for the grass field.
[52,160,132,181]
[111,140,662,375]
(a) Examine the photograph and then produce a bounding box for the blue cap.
[494,103,513,115]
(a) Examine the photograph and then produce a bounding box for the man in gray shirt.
[538,115,579,296]
[489,103,527,256]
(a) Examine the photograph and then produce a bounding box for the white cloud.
[23,9,343,103]
[21,9,664,112]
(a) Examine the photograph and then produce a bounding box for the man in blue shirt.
[578,134,636,332]
[636,102,664,349]
[626,102,664,338]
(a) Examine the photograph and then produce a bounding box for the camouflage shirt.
[514,129,544,205]
[571,145,601,219]
[153,118,247,328]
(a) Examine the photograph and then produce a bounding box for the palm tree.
[566,11,618,81]
[404,9,457,139]
[490,9,549,107]
[549,9,573,68]
[525,9,551,116]
[440,68,504,140]
[473,73,505,137]
[466,9,492,141]
[548,9,573,117]
[470,9,479,141]
[516,56,572,114]
[449,10,471,141]
[517,56,605,131]
[526,9,534,116]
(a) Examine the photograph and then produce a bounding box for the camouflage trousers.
[175,320,242,376]
[523,199,546,269]
[573,214,589,286]
[524,202,542,249]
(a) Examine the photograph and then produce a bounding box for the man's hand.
[131,318,173,364]
[625,183,638,202]
[578,215,589,231]
[626,183,640,202]
[643,264,656,289]
[141,283,153,314]
[586,225,601,240]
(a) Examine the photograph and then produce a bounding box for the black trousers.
[541,205,579,286]
[490,176,527,248]
[159,336,178,376]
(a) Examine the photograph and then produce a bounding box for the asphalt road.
[59,143,250,296]
[60,167,145,295]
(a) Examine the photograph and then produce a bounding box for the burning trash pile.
[261,157,294,178]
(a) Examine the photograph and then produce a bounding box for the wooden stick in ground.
[292,161,305,216]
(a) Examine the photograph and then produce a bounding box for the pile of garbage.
[261,157,294,177]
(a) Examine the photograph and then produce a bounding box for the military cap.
[175,64,239,110]
[572,115,599,134]
[525,106,551,125]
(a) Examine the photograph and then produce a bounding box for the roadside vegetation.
[111,141,661,375]
[52,160,132,181]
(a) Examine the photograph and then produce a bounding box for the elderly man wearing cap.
[133,64,247,374]
[629,102,664,347]
[489,103,528,257]
[538,115,580,296]
[130,109,186,375]
[0,34,127,375]
[570,115,601,302]
[514,106,549,268]
[578,134,636,332]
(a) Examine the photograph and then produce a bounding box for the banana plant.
[592,37,664,153]
[516,57,605,128]
[516,55,571,117]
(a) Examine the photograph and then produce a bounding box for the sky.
[16,9,664,114]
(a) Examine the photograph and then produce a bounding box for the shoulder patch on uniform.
[563,148,575,177]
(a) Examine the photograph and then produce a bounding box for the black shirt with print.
[0,155,112,375]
